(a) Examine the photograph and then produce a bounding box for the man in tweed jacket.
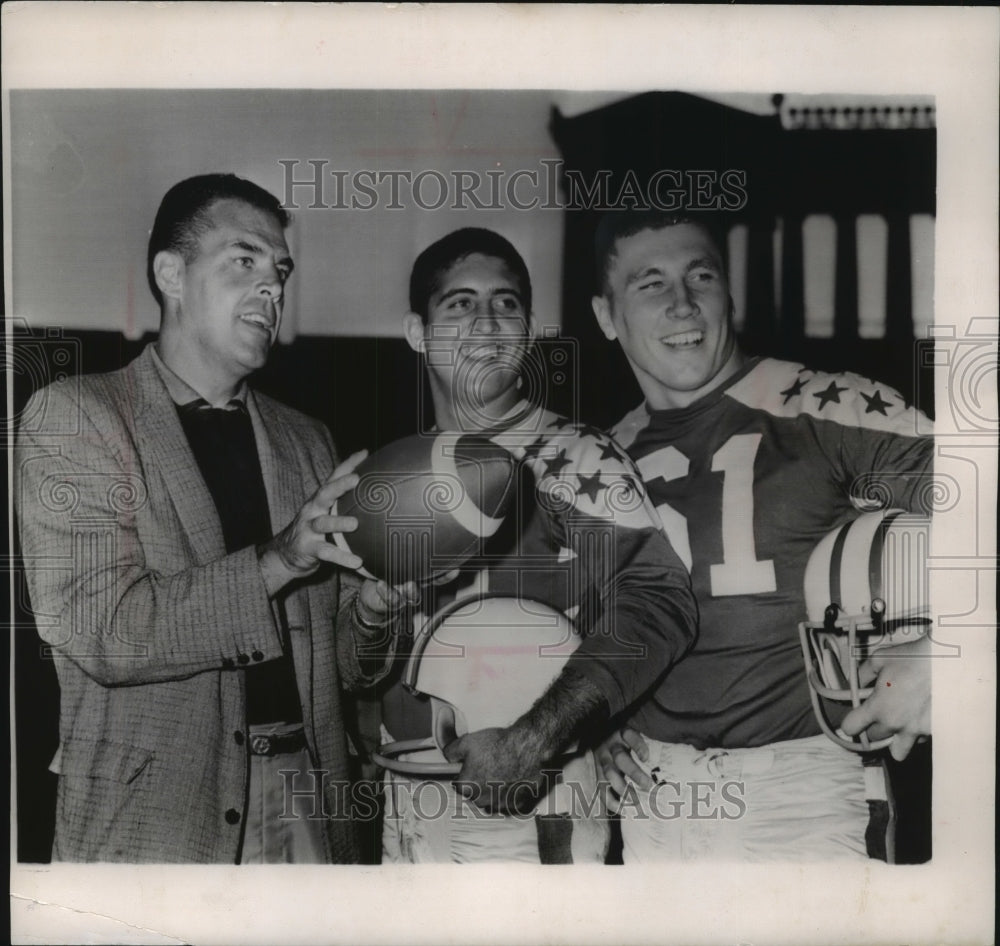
[15,174,409,863]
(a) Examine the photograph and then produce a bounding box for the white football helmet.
[798,509,931,752]
[374,594,580,777]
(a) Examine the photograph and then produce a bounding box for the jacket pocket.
[60,737,154,784]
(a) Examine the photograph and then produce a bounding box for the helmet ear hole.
[823,603,841,630]
[432,701,461,750]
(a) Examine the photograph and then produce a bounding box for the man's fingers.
[316,471,361,507]
[374,580,404,609]
[614,747,654,790]
[621,727,649,762]
[839,701,876,737]
[315,514,358,536]
[597,739,653,791]
[332,450,369,479]
[600,760,629,800]
[442,736,465,764]
[358,578,418,616]
[396,581,422,606]
[315,543,363,571]
[596,744,626,790]
[856,656,880,687]
[842,701,893,743]
[889,732,918,762]
[359,579,391,612]
[864,721,894,742]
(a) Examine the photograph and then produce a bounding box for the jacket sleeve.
[14,383,285,687]
[562,515,698,720]
[334,573,399,691]
[804,373,934,513]
[539,431,698,720]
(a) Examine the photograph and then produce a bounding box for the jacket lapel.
[128,351,325,741]
[127,347,226,564]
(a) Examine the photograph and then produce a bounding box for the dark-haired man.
[15,174,413,863]
[371,227,697,862]
[590,211,933,861]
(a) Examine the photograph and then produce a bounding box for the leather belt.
[248,727,307,757]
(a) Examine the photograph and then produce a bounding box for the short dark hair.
[409,227,532,321]
[146,173,290,307]
[594,210,729,296]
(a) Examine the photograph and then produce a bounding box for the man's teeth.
[662,331,703,348]
[240,314,272,330]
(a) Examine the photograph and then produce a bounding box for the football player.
[589,210,934,861]
[368,227,698,862]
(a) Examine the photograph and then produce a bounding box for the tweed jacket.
[15,345,387,863]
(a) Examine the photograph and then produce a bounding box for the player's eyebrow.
[686,255,721,273]
[231,238,294,275]
[623,265,665,288]
[231,238,264,255]
[435,286,524,304]
[624,256,720,288]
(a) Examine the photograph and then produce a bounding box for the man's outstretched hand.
[258,451,368,595]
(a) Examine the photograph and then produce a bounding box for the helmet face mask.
[799,510,932,752]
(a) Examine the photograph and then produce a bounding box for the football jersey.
[612,356,933,748]
[381,400,697,742]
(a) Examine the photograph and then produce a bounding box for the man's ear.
[152,250,185,302]
[526,313,538,340]
[591,295,617,341]
[402,312,426,353]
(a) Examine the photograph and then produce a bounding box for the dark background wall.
[551,92,936,429]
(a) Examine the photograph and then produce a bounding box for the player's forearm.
[510,666,609,766]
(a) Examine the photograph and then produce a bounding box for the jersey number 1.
[637,433,777,596]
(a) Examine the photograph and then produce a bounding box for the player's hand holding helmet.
[373,593,581,784]
[799,509,932,756]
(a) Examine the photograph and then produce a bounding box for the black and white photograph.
[5,5,996,945]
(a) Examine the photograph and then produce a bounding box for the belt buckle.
[250,733,275,756]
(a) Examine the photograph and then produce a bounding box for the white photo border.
[5,4,997,945]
